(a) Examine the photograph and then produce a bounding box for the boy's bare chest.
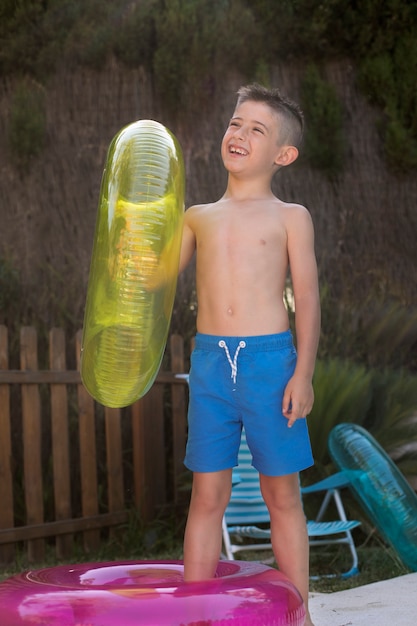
[195,211,286,254]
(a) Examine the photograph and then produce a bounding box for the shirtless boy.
[179,83,320,626]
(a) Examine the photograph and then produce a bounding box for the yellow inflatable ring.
[81,120,184,407]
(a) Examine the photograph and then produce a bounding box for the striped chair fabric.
[223,430,361,578]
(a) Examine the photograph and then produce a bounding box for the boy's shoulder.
[185,197,312,225]
[274,199,314,240]
[274,197,311,219]
[185,202,212,213]
[184,201,217,221]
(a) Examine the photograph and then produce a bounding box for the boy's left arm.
[283,206,321,427]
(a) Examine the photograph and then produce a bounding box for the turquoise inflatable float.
[329,423,417,571]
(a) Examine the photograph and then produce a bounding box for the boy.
[179,84,320,626]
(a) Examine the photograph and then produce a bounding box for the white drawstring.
[218,340,246,383]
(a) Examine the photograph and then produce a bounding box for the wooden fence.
[0,325,190,564]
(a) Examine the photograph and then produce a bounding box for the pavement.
[309,572,417,625]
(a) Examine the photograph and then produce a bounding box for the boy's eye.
[253,127,263,133]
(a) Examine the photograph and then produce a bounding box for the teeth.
[230,146,247,155]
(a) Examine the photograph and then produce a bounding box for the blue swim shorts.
[184,331,314,476]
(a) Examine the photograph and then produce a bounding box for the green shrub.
[66,22,112,70]
[362,301,417,371]
[301,65,346,177]
[313,293,417,474]
[357,33,417,171]
[112,0,158,69]
[309,358,417,478]
[357,54,396,109]
[0,1,48,75]
[0,258,21,327]
[8,81,46,168]
[309,359,373,467]
[62,0,118,70]
[153,0,260,116]
[152,0,190,112]
[319,281,417,371]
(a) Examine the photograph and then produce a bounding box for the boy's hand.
[282,375,314,428]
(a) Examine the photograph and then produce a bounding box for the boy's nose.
[233,126,246,140]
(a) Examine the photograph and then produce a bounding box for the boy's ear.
[274,145,299,167]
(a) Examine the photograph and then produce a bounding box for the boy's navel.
[227,307,234,316]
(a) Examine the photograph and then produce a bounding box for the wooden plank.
[132,398,146,516]
[147,385,166,515]
[0,370,81,383]
[0,511,129,544]
[76,330,100,553]
[0,326,15,563]
[132,385,166,522]
[21,326,45,561]
[0,370,184,384]
[105,407,124,514]
[137,386,166,521]
[170,334,187,504]
[50,328,72,558]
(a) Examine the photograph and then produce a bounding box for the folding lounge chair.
[222,430,361,578]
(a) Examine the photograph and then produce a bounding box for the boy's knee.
[191,475,232,514]
[264,491,302,515]
[260,474,302,513]
[191,491,229,517]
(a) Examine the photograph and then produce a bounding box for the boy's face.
[221,100,287,177]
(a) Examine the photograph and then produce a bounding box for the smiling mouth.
[229,145,248,155]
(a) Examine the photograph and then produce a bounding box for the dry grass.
[0,513,411,594]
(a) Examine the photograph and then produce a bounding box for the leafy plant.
[361,301,417,370]
[153,0,260,116]
[112,0,159,69]
[319,281,417,371]
[309,359,373,467]
[357,32,417,172]
[383,115,417,173]
[0,258,21,322]
[301,65,346,177]
[308,356,417,483]
[367,368,417,479]
[8,80,46,169]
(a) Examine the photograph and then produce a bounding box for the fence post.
[0,325,14,563]
[170,334,188,505]
[76,330,100,553]
[132,384,166,522]
[50,327,72,558]
[105,406,125,520]
[21,326,45,562]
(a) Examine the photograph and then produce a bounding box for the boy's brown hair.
[236,83,304,149]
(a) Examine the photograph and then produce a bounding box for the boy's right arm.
[142,209,196,290]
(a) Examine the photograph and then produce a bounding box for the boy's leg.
[183,468,232,581]
[260,472,314,626]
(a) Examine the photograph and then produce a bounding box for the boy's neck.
[223,175,275,202]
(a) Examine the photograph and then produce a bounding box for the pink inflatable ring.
[0,559,305,625]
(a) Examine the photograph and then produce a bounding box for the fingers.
[283,404,303,428]
[282,377,314,427]
[287,413,297,429]
[282,394,312,428]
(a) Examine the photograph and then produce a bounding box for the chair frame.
[222,436,361,578]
